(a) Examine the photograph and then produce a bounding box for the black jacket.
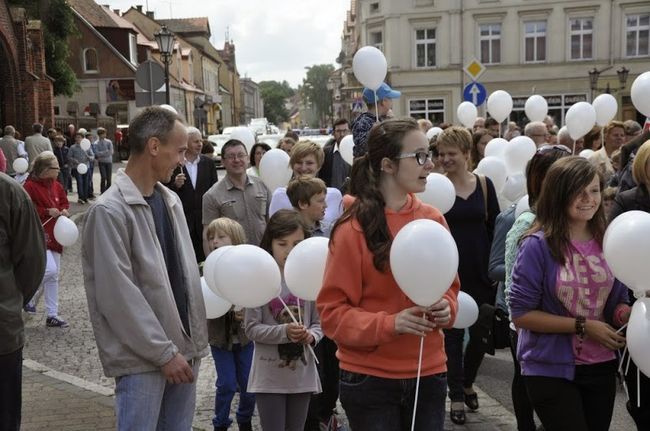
[609,184,650,221]
[318,138,351,191]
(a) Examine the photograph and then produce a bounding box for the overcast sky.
[106,0,350,87]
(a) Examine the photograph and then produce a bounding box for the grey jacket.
[0,173,46,355]
[24,133,53,163]
[93,138,113,163]
[68,143,92,168]
[82,170,208,377]
[0,136,20,175]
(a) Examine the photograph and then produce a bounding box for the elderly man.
[202,139,271,251]
[473,117,486,132]
[24,123,53,163]
[0,172,46,429]
[351,82,401,157]
[82,107,208,430]
[524,121,550,148]
[166,127,218,262]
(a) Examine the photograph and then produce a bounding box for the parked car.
[207,134,231,166]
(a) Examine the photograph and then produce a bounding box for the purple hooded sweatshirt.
[509,231,628,381]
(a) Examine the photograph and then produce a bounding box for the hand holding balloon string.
[276,296,319,364]
[395,298,451,337]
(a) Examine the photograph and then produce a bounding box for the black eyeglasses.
[536,144,572,155]
[395,151,434,165]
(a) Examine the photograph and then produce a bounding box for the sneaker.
[46,316,69,328]
[24,304,36,314]
[78,199,86,204]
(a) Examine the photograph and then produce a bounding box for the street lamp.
[588,66,630,96]
[154,25,175,104]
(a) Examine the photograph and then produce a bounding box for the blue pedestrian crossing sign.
[463,82,487,106]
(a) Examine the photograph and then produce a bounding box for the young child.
[602,186,617,219]
[286,176,330,238]
[205,218,255,431]
[244,209,323,431]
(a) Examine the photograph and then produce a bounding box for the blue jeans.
[73,168,88,200]
[114,359,200,431]
[211,343,255,427]
[339,370,447,431]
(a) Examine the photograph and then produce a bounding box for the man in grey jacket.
[0,172,46,429]
[24,123,53,163]
[93,127,113,193]
[82,106,208,430]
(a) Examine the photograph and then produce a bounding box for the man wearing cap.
[351,82,401,158]
[94,128,114,194]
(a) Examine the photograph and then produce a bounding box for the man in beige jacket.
[82,106,208,430]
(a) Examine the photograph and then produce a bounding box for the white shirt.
[184,156,200,188]
[269,186,343,226]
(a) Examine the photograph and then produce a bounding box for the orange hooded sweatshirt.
[317,194,460,379]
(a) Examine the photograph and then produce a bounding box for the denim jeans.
[0,348,22,431]
[339,370,447,431]
[211,343,255,427]
[58,167,71,192]
[99,162,112,193]
[114,359,200,431]
[73,168,88,200]
[87,161,95,195]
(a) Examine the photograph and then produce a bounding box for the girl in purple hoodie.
[509,157,630,431]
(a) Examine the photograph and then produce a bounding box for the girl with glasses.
[317,118,459,430]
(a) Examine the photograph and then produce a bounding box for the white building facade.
[355,0,649,126]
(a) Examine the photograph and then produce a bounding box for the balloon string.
[618,345,628,374]
[42,217,54,227]
[297,297,302,325]
[276,295,319,365]
[616,323,628,334]
[572,139,576,155]
[499,119,502,139]
[410,314,425,431]
[374,90,380,123]
[638,367,641,409]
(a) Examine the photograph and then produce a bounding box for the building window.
[415,28,436,68]
[479,23,501,64]
[626,14,649,57]
[370,2,380,13]
[524,21,546,63]
[570,17,593,60]
[129,34,138,65]
[369,31,383,51]
[409,98,445,124]
[83,48,98,73]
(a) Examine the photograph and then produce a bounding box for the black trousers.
[98,162,112,193]
[508,329,537,431]
[0,348,22,431]
[304,336,340,430]
[443,326,487,402]
[524,360,617,431]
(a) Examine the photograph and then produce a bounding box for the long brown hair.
[260,209,311,255]
[330,118,420,271]
[529,156,606,265]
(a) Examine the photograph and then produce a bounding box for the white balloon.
[453,291,479,329]
[487,90,513,123]
[484,138,509,160]
[498,195,513,213]
[230,127,256,154]
[203,246,234,296]
[352,46,387,91]
[504,136,536,175]
[627,299,650,378]
[603,210,650,294]
[514,195,530,218]
[457,102,478,129]
[201,277,232,319]
[12,158,28,174]
[565,102,596,140]
[259,149,292,193]
[416,173,456,214]
[524,95,548,122]
[53,216,79,247]
[592,94,618,127]
[631,71,650,117]
[502,173,527,202]
[76,163,88,175]
[475,156,507,193]
[390,219,459,307]
[426,127,443,140]
[284,237,329,301]
[339,135,355,165]
[214,245,282,308]
[579,149,595,158]
[160,104,178,114]
[80,139,91,152]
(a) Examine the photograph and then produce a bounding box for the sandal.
[464,391,479,411]
[450,403,466,425]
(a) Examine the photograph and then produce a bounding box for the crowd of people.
[1,78,649,431]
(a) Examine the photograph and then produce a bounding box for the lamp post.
[154,25,175,105]
[588,66,630,98]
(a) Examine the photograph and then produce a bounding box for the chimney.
[146,11,154,18]
[136,5,142,12]
[113,9,120,15]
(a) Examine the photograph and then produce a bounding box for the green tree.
[8,0,78,96]
[302,64,334,127]
[259,80,294,125]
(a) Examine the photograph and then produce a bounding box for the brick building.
[0,1,54,135]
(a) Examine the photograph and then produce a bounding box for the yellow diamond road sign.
[464,60,486,80]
